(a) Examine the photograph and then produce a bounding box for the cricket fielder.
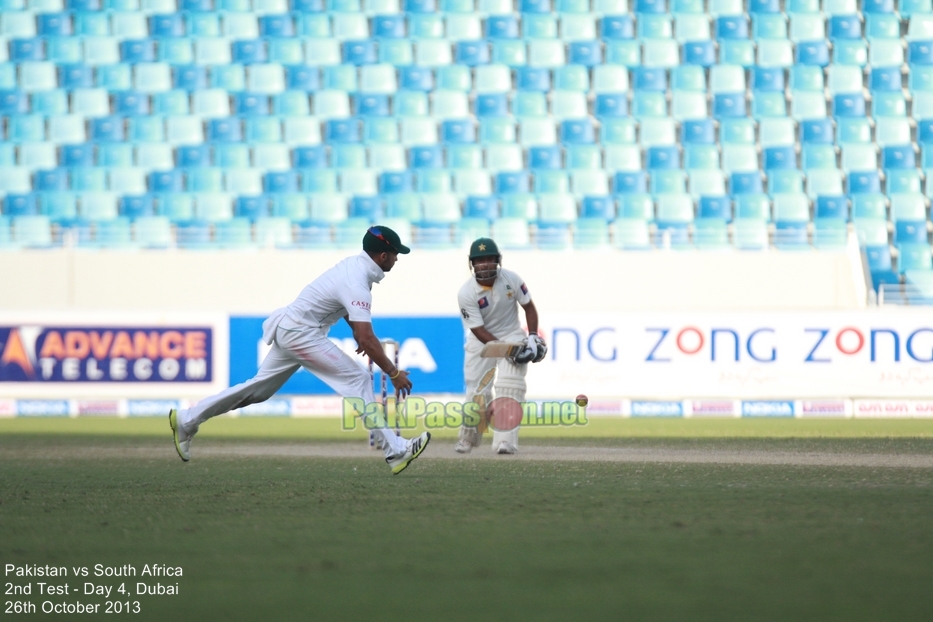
[169,226,431,475]
[456,238,546,454]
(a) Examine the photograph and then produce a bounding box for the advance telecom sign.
[229,316,465,394]
[0,325,213,383]
[526,311,933,399]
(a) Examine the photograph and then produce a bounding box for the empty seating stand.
[0,0,926,286]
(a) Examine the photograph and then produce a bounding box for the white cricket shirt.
[278,251,384,331]
[457,268,532,344]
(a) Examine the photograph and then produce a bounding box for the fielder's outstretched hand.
[391,370,412,399]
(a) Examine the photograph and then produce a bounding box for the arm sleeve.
[458,288,486,330]
[340,286,373,322]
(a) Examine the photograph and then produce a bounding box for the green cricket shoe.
[169,408,192,462]
[386,432,431,475]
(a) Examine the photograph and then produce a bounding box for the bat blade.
[479,341,524,358]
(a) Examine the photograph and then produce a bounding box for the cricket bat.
[479,341,524,358]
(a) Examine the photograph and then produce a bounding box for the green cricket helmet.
[468,238,500,281]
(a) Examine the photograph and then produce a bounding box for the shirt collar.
[358,251,385,285]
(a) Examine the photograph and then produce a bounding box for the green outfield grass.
[1,418,932,621]
[3,415,933,439]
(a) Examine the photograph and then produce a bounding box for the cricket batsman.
[169,225,431,475]
[455,237,546,454]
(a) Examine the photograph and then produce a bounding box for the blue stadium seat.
[594,94,627,118]
[349,196,383,220]
[259,15,295,38]
[829,16,862,40]
[464,196,498,219]
[731,172,764,195]
[455,41,490,66]
[352,94,387,117]
[264,171,299,193]
[800,118,834,144]
[698,196,732,220]
[633,68,667,92]
[815,196,848,219]
[681,119,715,144]
[3,194,37,216]
[0,90,28,114]
[797,41,830,66]
[119,196,154,220]
[486,16,518,39]
[895,221,930,244]
[683,41,716,66]
[323,119,359,143]
[613,171,648,194]
[495,171,529,194]
[38,13,73,36]
[120,40,155,63]
[33,168,69,192]
[286,66,320,91]
[174,66,207,91]
[293,0,327,11]
[398,67,434,91]
[114,91,149,116]
[292,146,327,170]
[569,41,602,67]
[862,0,893,12]
[60,145,94,168]
[526,146,559,170]
[150,14,184,37]
[342,40,377,65]
[378,171,414,193]
[581,196,615,219]
[406,0,438,11]
[833,94,866,118]
[374,15,406,38]
[897,243,933,272]
[763,146,797,170]
[441,119,476,143]
[848,171,882,195]
[864,245,894,274]
[601,15,634,39]
[560,120,595,144]
[717,16,749,39]
[872,67,902,92]
[232,40,266,64]
[11,39,44,62]
[647,146,680,170]
[713,93,746,118]
[752,67,785,91]
[882,146,917,169]
[476,93,508,117]
[516,68,551,92]
[89,117,125,142]
[410,145,444,168]
[909,41,933,65]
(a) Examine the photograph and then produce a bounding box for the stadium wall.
[0,246,866,312]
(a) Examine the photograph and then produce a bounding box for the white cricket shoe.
[169,408,196,462]
[454,439,473,454]
[386,432,431,475]
[495,441,517,455]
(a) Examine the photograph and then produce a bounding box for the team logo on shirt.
[505,284,513,299]
[520,283,528,295]
[351,301,371,310]
[478,296,488,309]
[461,308,470,319]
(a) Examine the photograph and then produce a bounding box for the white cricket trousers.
[179,326,407,454]
[464,335,526,450]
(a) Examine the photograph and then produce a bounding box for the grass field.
[2,417,932,621]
